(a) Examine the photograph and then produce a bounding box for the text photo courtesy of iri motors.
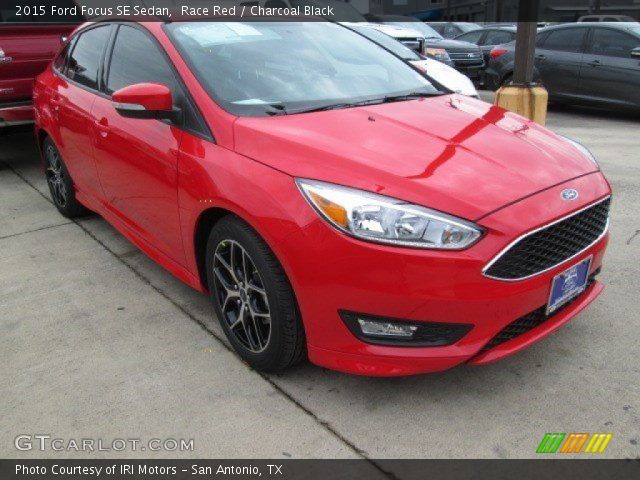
[1,0,639,478]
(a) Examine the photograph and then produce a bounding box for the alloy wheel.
[45,145,67,208]
[212,239,271,353]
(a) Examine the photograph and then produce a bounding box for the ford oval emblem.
[561,189,579,201]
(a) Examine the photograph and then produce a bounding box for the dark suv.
[485,23,640,110]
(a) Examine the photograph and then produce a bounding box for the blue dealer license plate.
[547,257,592,315]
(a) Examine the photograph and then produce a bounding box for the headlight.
[297,179,483,249]
[425,47,451,63]
[561,136,599,168]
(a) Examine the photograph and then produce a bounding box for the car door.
[49,25,112,198]
[91,24,189,264]
[579,26,640,107]
[535,27,588,98]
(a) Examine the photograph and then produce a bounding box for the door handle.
[588,60,601,67]
[95,118,110,138]
[0,47,12,63]
[536,54,546,59]
[50,96,64,111]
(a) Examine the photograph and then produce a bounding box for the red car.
[0,5,80,127]
[34,21,611,376]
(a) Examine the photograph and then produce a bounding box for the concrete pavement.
[1,98,639,463]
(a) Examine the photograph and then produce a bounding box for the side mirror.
[632,47,640,58]
[112,83,181,122]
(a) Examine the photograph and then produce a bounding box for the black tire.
[483,72,499,91]
[501,73,513,87]
[42,137,88,218]
[205,215,306,372]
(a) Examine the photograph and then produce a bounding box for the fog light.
[358,318,417,338]
[340,310,473,347]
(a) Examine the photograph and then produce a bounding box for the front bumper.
[451,61,485,79]
[281,172,611,376]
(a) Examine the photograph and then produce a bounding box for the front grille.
[448,52,482,59]
[484,197,610,280]
[478,270,599,353]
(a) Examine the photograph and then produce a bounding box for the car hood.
[424,38,480,51]
[233,95,598,221]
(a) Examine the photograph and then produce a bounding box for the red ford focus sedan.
[34,21,611,376]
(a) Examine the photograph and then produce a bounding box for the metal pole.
[512,0,540,85]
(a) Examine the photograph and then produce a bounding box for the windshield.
[166,22,439,117]
[351,26,421,60]
[385,22,443,39]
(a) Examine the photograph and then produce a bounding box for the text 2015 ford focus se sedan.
[34,21,611,376]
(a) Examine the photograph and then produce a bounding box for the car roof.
[482,26,517,32]
[541,22,637,32]
[368,14,423,22]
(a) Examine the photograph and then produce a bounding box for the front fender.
[177,135,306,293]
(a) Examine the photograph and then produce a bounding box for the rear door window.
[587,28,640,58]
[66,26,111,90]
[542,28,587,52]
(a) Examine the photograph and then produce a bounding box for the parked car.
[426,22,482,39]
[349,22,426,55]
[485,23,640,110]
[366,15,485,80]
[35,21,610,376]
[455,25,517,64]
[578,15,637,23]
[294,0,427,52]
[350,24,478,97]
[0,3,81,127]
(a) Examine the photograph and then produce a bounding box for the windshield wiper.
[381,91,443,103]
[291,99,383,114]
[265,92,441,116]
[264,104,288,116]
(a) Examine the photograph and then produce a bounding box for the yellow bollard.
[494,85,549,125]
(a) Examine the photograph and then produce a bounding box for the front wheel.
[206,216,306,372]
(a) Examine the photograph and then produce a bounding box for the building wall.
[375,0,640,21]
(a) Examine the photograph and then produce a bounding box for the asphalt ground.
[1,94,639,461]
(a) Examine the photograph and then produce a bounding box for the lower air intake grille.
[478,271,599,353]
[484,197,610,280]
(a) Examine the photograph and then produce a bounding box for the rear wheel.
[43,137,88,218]
[206,216,305,372]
